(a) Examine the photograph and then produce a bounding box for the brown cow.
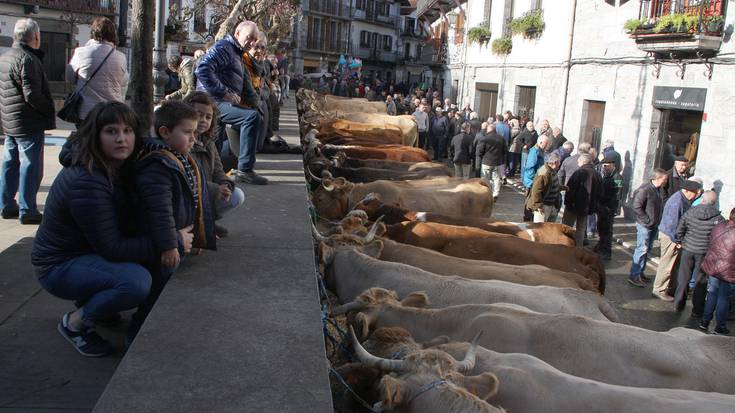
[322,144,430,162]
[317,119,405,145]
[353,195,575,246]
[332,152,452,174]
[339,112,418,147]
[383,221,605,293]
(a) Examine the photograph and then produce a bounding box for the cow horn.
[306,166,322,183]
[363,215,384,243]
[311,222,329,243]
[322,178,336,192]
[331,301,364,316]
[350,326,409,373]
[455,330,484,374]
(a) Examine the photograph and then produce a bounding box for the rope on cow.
[329,367,383,413]
[317,270,352,360]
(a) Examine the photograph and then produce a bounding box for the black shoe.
[215,224,229,238]
[236,170,268,185]
[690,312,703,319]
[698,321,710,333]
[714,327,730,335]
[57,313,113,357]
[19,211,42,225]
[1,206,19,219]
[95,312,123,326]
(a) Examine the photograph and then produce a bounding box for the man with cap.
[662,155,690,201]
[649,179,702,295]
[562,153,603,246]
[430,107,450,160]
[594,154,623,260]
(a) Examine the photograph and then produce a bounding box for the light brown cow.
[353,194,575,246]
[311,177,493,221]
[383,221,605,292]
[322,144,430,162]
[316,119,405,145]
[332,152,452,174]
[339,112,418,147]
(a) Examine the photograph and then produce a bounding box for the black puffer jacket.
[632,181,664,229]
[676,204,725,254]
[0,42,55,134]
[31,143,156,277]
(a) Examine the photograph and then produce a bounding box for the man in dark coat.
[550,127,567,151]
[430,107,450,161]
[594,155,623,260]
[674,190,725,316]
[449,122,474,179]
[563,154,603,246]
[662,156,690,201]
[0,18,55,225]
[628,169,669,287]
[475,124,508,199]
[601,139,622,172]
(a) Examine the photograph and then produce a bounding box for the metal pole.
[153,0,167,102]
[131,0,154,131]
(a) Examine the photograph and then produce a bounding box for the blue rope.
[407,379,448,404]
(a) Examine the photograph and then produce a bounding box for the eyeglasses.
[254,45,266,50]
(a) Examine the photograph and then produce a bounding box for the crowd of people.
[0,17,286,356]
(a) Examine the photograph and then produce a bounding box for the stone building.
[420,0,734,212]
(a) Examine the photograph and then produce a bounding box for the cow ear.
[380,375,406,409]
[361,239,384,258]
[320,243,335,266]
[353,312,372,340]
[456,372,501,401]
[401,292,430,308]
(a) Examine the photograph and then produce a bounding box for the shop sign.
[652,86,707,111]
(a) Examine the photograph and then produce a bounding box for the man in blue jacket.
[196,20,268,185]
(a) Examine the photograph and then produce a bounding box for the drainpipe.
[558,0,577,131]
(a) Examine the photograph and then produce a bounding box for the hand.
[674,243,682,250]
[161,248,180,268]
[178,224,194,253]
[223,92,241,104]
[219,184,232,201]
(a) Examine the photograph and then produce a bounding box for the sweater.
[676,204,725,254]
[658,191,691,242]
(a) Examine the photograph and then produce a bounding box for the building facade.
[419,0,735,213]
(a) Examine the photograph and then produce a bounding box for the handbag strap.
[76,45,115,93]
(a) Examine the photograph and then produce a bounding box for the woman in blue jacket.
[32,102,192,357]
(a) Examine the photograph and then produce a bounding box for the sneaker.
[57,313,113,357]
[698,322,710,333]
[1,206,19,219]
[215,224,229,238]
[713,326,730,335]
[19,211,42,225]
[640,274,652,283]
[236,170,268,185]
[652,291,674,302]
[628,277,645,288]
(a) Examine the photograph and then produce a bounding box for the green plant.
[653,14,673,33]
[653,13,698,34]
[467,25,491,44]
[491,37,512,55]
[624,18,646,33]
[509,9,545,38]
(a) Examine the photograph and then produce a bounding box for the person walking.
[527,152,562,223]
[698,207,735,335]
[651,180,701,300]
[475,124,507,200]
[628,169,669,287]
[412,103,429,150]
[430,108,450,160]
[0,18,55,224]
[674,190,724,315]
[562,154,603,246]
[65,17,128,122]
[594,155,623,261]
[506,118,522,178]
[449,122,474,179]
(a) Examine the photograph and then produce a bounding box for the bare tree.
[130,0,155,131]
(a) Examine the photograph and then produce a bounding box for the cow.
[353,194,575,246]
[316,120,405,145]
[307,163,451,184]
[321,245,617,321]
[340,288,735,394]
[323,94,387,114]
[320,143,431,162]
[339,112,418,147]
[348,326,506,413]
[332,152,451,174]
[383,221,604,293]
[311,178,493,221]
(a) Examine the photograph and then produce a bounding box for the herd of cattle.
[295,89,735,412]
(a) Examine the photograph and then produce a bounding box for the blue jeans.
[703,277,735,330]
[214,187,245,217]
[217,102,260,171]
[38,254,152,323]
[1,132,44,215]
[630,223,657,279]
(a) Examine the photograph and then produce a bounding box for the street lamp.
[446,11,458,27]
[153,0,168,102]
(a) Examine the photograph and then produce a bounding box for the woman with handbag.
[64,17,128,124]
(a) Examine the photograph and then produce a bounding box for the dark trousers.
[672,249,707,314]
[418,131,429,150]
[432,136,447,160]
[523,188,533,222]
[596,206,614,257]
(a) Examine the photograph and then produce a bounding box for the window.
[515,86,537,120]
[356,0,366,11]
[404,42,411,59]
[483,0,493,24]
[405,17,415,33]
[530,0,542,9]
[360,30,371,47]
[382,35,392,51]
[376,1,387,16]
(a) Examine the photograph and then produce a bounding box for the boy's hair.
[154,100,199,137]
[72,101,141,179]
[184,91,219,137]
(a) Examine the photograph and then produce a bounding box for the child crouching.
[185,91,245,238]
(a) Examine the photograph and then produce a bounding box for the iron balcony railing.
[351,9,400,26]
[305,0,352,18]
[349,43,398,62]
[7,0,116,15]
[301,36,350,54]
[638,0,726,35]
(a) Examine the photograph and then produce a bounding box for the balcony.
[351,9,400,27]
[6,0,115,15]
[415,0,464,22]
[400,26,428,39]
[417,39,446,66]
[300,36,349,55]
[349,43,398,63]
[628,0,725,57]
[305,0,352,18]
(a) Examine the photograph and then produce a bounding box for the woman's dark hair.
[71,102,141,179]
[185,91,219,139]
[90,17,118,45]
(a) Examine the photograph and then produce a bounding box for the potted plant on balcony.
[624,18,646,34]
[492,37,512,55]
[510,9,545,39]
[706,14,725,33]
[467,23,491,44]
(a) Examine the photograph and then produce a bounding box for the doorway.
[654,109,702,172]
[474,82,498,122]
[580,100,606,152]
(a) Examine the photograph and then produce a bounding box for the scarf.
[242,52,261,90]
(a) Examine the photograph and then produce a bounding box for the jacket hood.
[689,204,722,221]
[59,140,76,167]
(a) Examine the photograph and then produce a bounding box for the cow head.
[310,176,355,220]
[353,193,419,224]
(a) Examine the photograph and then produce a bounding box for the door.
[655,109,703,172]
[39,31,68,82]
[580,100,606,152]
[475,82,499,122]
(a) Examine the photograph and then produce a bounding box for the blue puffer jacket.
[658,190,691,242]
[523,145,545,188]
[195,35,244,101]
[31,143,157,277]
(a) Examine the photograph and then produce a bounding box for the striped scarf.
[140,141,199,211]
